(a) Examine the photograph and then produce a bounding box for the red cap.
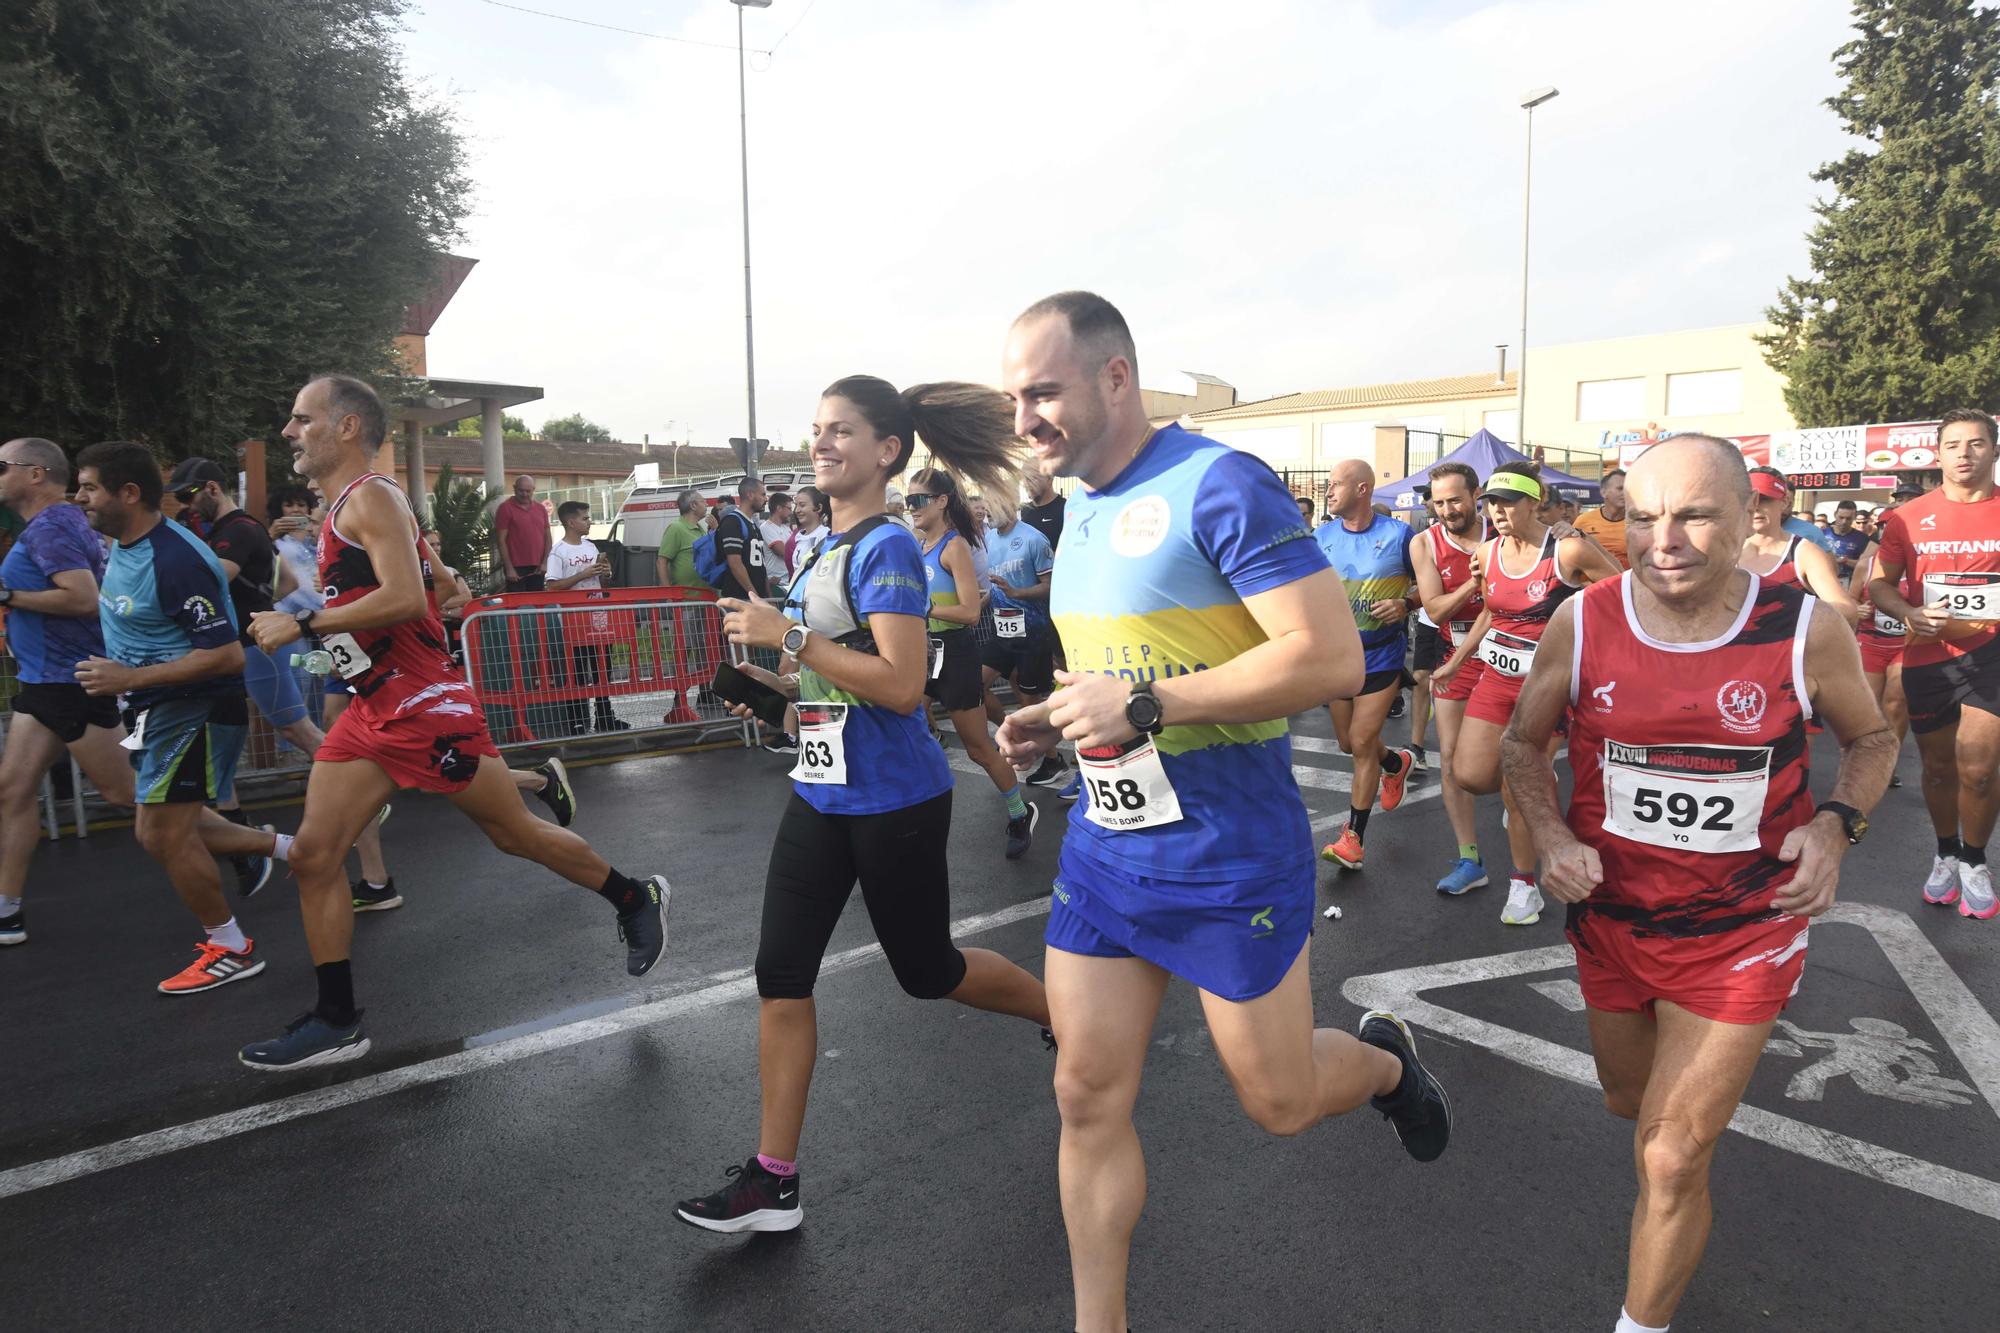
[1749,471,1790,501]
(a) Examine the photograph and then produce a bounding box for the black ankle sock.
[1961,842,1986,867]
[1380,748,1404,777]
[1940,835,1963,859]
[221,807,250,827]
[599,869,646,914]
[1348,806,1371,841]
[315,960,356,1026]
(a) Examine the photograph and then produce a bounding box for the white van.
[601,470,807,551]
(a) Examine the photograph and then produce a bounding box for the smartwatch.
[1816,801,1868,845]
[781,623,812,658]
[1125,680,1166,736]
[293,608,317,636]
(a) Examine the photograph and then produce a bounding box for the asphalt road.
[3,708,1996,1332]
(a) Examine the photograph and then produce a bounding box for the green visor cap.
[1479,472,1545,503]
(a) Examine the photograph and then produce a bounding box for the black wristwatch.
[293,608,317,637]
[1125,681,1166,737]
[0,588,13,607]
[1816,801,1868,845]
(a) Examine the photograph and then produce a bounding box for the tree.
[449,413,530,441]
[0,0,468,453]
[1762,0,2000,425]
[428,465,493,591]
[540,413,614,444]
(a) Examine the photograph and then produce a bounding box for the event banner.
[1617,419,1946,475]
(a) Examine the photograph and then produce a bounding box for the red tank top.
[1426,524,1484,646]
[1875,487,2000,666]
[1855,549,1905,641]
[1483,529,1576,641]
[1745,534,1804,591]
[317,474,466,714]
[1565,572,1814,938]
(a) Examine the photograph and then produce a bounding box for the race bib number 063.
[1601,740,1769,855]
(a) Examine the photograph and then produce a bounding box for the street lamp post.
[1516,86,1558,454]
[731,0,771,480]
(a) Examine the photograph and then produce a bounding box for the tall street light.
[731,0,772,480]
[1516,85,1558,455]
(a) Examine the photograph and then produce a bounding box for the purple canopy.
[1377,429,1602,511]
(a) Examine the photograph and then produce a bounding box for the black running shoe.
[238,1010,369,1071]
[675,1158,802,1234]
[351,878,404,913]
[1387,692,1407,719]
[532,758,575,827]
[1005,803,1040,861]
[617,875,671,977]
[1041,1025,1057,1053]
[1358,1009,1451,1163]
[1024,755,1066,788]
[0,907,23,946]
[234,824,276,899]
[763,731,798,755]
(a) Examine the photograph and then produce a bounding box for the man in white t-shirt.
[544,501,628,734]
[759,492,794,598]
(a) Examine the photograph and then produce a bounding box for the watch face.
[1850,814,1868,842]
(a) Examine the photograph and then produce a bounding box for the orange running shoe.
[1378,748,1415,813]
[157,940,264,995]
[1320,826,1364,869]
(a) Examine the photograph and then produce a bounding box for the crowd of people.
[4,288,1996,1333]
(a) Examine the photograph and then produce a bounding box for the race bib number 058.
[1923,571,2000,620]
[1601,740,1769,855]
[1079,735,1184,832]
[1478,629,1538,678]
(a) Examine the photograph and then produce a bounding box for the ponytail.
[821,374,1022,506]
[909,467,983,549]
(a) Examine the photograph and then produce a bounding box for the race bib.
[1478,629,1538,678]
[1601,741,1768,855]
[1922,571,2000,620]
[928,636,945,680]
[320,631,374,681]
[995,608,1027,640]
[120,709,149,751]
[1448,619,1475,639]
[789,702,848,785]
[1872,608,1907,637]
[1079,736,1184,832]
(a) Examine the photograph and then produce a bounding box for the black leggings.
[755,790,968,1001]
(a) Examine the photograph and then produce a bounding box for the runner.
[1825,498,1869,582]
[236,375,666,1070]
[1501,434,1896,1333]
[1314,459,1416,870]
[1442,461,1621,925]
[1740,467,1860,623]
[1574,467,1629,568]
[994,292,1449,1333]
[905,464,1043,859]
[1408,460,1491,895]
[978,491,1065,788]
[674,375,1052,1234]
[1870,407,2000,920]
[1850,537,1911,791]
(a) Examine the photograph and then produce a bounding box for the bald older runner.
[1502,435,1896,1333]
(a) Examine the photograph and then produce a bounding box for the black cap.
[1892,480,1923,498]
[165,457,231,492]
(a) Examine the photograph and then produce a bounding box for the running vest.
[317,473,461,710]
[1426,523,1484,649]
[1856,550,1906,642]
[1744,535,1805,591]
[921,528,964,634]
[1565,572,1814,939]
[1875,486,2000,666]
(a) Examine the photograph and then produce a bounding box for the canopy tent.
[1375,429,1602,511]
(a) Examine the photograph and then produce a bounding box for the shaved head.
[1325,457,1377,524]
[1624,434,1753,604]
[1332,458,1372,486]
[1631,435,1751,507]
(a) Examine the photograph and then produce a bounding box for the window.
[1576,378,1645,422]
[1666,369,1742,417]
[1483,409,1519,441]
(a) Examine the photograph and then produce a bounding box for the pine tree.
[1761,0,2000,425]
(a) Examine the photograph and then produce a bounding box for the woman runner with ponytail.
[676,376,1054,1235]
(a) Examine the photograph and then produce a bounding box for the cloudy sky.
[396,0,1858,448]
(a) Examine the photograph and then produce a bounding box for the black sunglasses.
[0,460,40,473]
[906,492,941,509]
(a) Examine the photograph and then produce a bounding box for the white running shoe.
[1959,861,1997,920]
[1922,855,1961,907]
[1500,879,1543,926]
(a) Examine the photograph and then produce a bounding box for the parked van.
[607,470,805,551]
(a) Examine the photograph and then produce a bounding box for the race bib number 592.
[1601,741,1770,855]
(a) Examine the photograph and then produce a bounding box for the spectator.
[713,477,768,600]
[1295,494,1316,525]
[760,491,794,597]
[884,483,914,531]
[656,489,710,589]
[785,486,828,588]
[544,499,627,734]
[495,473,551,592]
[1021,466,1066,550]
[1573,468,1628,568]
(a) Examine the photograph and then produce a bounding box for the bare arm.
[77,641,245,696]
[1796,541,1860,627]
[249,482,426,649]
[1846,542,1878,604]
[790,610,931,715]
[1869,553,1949,635]
[1411,532,1478,625]
[928,539,980,628]
[6,567,100,617]
[1499,598,1580,870]
[1559,533,1622,587]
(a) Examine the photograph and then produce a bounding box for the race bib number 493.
[1601,741,1770,855]
[1923,571,2000,620]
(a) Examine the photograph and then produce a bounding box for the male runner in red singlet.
[1870,407,2000,919]
[1502,435,1896,1333]
[1408,461,1488,895]
[235,375,669,1070]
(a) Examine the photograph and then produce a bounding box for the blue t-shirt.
[1,504,107,684]
[794,520,953,816]
[1050,425,1328,884]
[986,520,1055,628]
[1782,514,1836,555]
[1313,512,1415,675]
[1827,527,1868,579]
[100,518,244,709]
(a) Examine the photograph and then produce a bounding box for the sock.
[1380,747,1405,777]
[756,1152,797,1178]
[1614,1309,1669,1333]
[1961,841,1986,867]
[207,917,247,952]
[220,807,250,827]
[1459,843,1480,864]
[598,868,647,915]
[0,894,20,914]
[271,832,294,862]
[1002,785,1028,819]
[1516,871,1537,887]
[1939,835,1962,860]
[1347,806,1371,842]
[315,959,356,1025]
[365,879,388,891]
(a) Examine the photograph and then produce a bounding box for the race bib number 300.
[1478,629,1538,678]
[1601,741,1770,855]
[789,703,848,785]
[1923,571,2000,621]
[1079,736,1184,832]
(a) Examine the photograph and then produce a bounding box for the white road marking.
[1529,978,1587,1012]
[0,896,1056,1202]
[1340,903,2000,1221]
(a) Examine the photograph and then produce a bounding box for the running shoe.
[1025,755,1067,788]
[1889,774,1903,789]
[1057,772,1081,805]
[676,1158,802,1234]
[1959,862,1997,920]
[532,757,576,828]
[1922,855,1961,907]
[1378,749,1415,813]
[1435,858,1488,896]
[617,875,671,977]
[234,824,276,899]
[1357,1009,1451,1163]
[351,878,404,913]
[1005,803,1041,861]
[763,731,798,755]
[1500,879,1543,926]
[377,802,393,827]
[1320,827,1364,869]
[0,908,24,946]
[238,1011,369,1071]
[1387,693,1407,720]
[157,939,264,995]
[1042,1026,1058,1052]
[1409,745,1428,773]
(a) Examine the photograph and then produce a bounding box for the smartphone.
[710,661,791,730]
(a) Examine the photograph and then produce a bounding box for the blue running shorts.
[129,697,248,805]
[242,642,308,728]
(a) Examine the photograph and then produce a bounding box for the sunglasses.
[173,485,204,502]
[906,493,941,510]
[0,460,39,474]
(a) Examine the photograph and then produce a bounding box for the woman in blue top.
[678,375,1053,1235]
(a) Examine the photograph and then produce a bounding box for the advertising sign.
[1617,418,1953,477]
